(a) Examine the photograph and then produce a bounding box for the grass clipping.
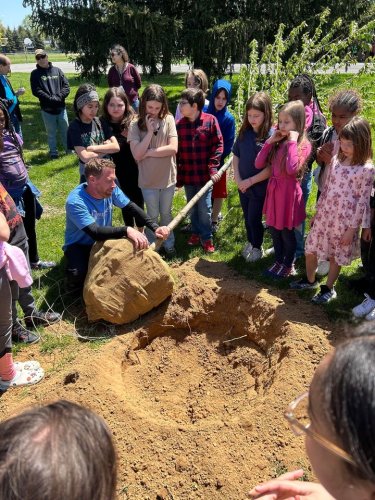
[83,239,174,324]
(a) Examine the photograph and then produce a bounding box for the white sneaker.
[352,294,375,318]
[246,247,264,263]
[316,261,330,277]
[365,306,375,321]
[242,242,253,259]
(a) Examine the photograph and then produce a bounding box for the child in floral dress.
[291,117,374,304]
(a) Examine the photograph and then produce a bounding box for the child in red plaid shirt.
[176,88,223,253]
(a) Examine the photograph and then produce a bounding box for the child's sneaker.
[245,247,264,263]
[276,264,297,278]
[352,294,375,318]
[264,262,282,277]
[290,276,319,290]
[311,285,337,304]
[187,234,200,246]
[242,242,253,259]
[365,306,375,321]
[202,239,215,253]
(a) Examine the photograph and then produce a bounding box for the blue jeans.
[295,169,313,258]
[184,185,213,242]
[142,185,175,250]
[10,113,22,138]
[41,108,69,156]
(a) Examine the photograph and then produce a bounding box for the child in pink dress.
[255,100,311,278]
[291,117,374,304]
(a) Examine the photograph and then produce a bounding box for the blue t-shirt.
[64,183,130,249]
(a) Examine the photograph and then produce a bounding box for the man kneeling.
[64,158,169,290]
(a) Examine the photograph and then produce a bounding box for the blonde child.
[291,117,374,304]
[67,83,120,183]
[255,100,312,278]
[128,84,178,257]
[232,92,273,262]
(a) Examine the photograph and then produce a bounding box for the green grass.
[8,71,375,330]
[9,52,75,64]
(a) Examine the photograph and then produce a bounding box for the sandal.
[0,365,44,390]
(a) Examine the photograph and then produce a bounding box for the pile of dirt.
[0,258,336,499]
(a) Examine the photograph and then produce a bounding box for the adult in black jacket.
[30,49,70,159]
[0,54,24,136]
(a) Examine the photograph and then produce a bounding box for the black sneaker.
[24,310,61,329]
[311,285,337,304]
[180,222,192,233]
[290,276,319,290]
[12,321,40,344]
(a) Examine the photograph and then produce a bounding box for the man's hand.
[155,226,170,240]
[126,226,149,250]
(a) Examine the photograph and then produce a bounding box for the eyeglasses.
[284,391,356,466]
[179,99,189,106]
[36,54,47,60]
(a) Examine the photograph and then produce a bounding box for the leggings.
[269,227,296,268]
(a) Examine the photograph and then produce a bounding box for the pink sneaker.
[187,234,200,246]
[202,239,215,253]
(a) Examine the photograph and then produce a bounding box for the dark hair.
[328,89,362,115]
[288,74,323,113]
[0,400,117,500]
[181,88,205,111]
[102,87,134,132]
[73,83,98,117]
[110,44,129,64]
[321,329,375,483]
[184,69,209,94]
[138,84,170,131]
[85,158,116,179]
[239,91,273,141]
[338,117,373,165]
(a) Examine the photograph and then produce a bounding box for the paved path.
[10,61,367,74]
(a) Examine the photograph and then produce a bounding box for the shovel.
[151,157,232,251]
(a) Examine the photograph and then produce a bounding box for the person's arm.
[122,202,159,232]
[131,65,142,90]
[232,154,242,185]
[0,212,10,242]
[143,136,178,158]
[60,71,70,99]
[82,223,150,250]
[74,146,100,163]
[222,116,236,161]
[285,135,312,176]
[128,118,154,161]
[208,117,224,179]
[255,141,273,169]
[248,470,335,499]
[86,135,120,154]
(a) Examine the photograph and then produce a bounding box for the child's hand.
[238,178,252,193]
[210,173,221,183]
[267,130,285,144]
[145,114,156,134]
[288,131,299,142]
[341,227,356,245]
[317,143,334,164]
[362,228,372,242]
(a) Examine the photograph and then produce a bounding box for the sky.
[0,0,32,28]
